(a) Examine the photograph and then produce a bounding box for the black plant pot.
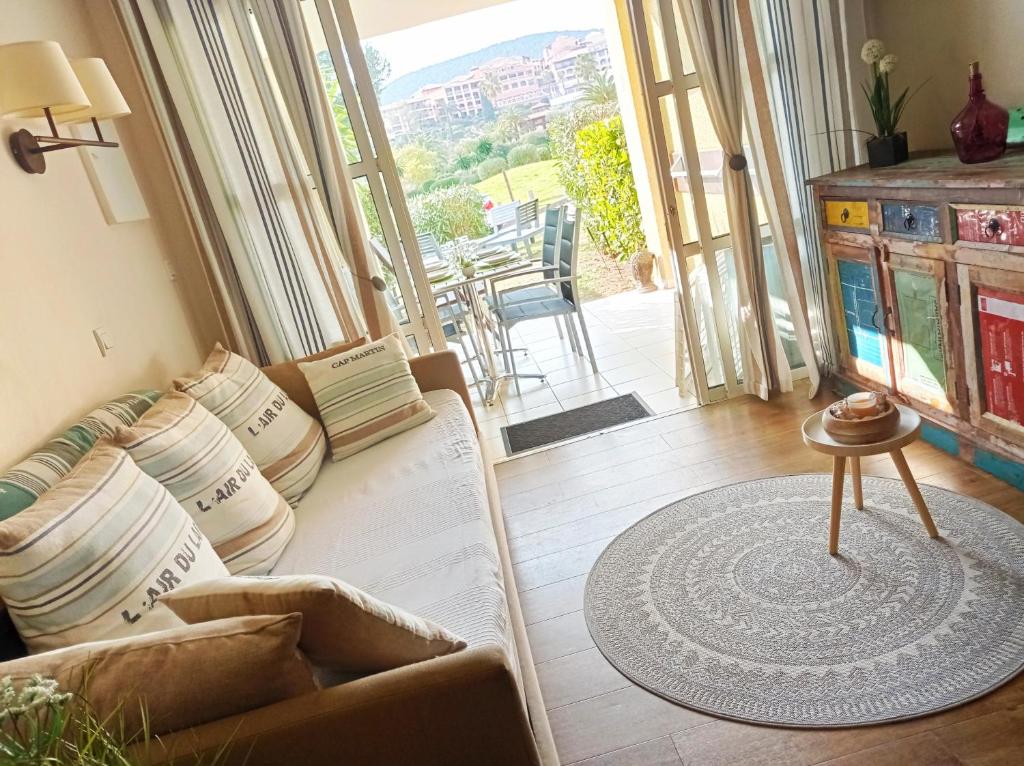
[866,131,909,168]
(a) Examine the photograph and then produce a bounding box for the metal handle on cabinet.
[985,217,1001,237]
[904,213,917,230]
[841,208,850,223]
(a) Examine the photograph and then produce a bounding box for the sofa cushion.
[0,390,162,520]
[161,573,466,672]
[0,442,229,653]
[114,392,294,575]
[0,613,316,736]
[271,390,515,663]
[261,337,367,420]
[299,334,434,461]
[175,344,326,506]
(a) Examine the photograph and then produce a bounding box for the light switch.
[93,328,114,357]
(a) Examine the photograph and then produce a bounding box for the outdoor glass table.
[430,252,544,404]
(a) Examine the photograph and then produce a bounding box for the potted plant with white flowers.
[860,39,925,167]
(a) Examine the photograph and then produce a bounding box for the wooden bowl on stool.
[822,400,900,444]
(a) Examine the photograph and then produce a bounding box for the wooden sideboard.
[808,150,1024,490]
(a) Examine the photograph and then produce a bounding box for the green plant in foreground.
[0,675,237,766]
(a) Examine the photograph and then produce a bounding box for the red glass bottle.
[950,61,1009,164]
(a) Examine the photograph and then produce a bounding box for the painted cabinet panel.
[881,202,942,242]
[955,207,1024,246]
[977,287,1024,425]
[825,199,870,230]
[829,247,890,387]
[884,254,956,415]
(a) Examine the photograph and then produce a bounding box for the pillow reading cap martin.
[175,344,326,506]
[299,334,435,461]
[0,443,228,654]
[114,392,294,575]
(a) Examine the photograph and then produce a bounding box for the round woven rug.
[584,474,1024,727]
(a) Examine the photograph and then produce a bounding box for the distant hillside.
[379,30,599,105]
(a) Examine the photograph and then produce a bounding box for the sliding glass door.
[301,0,445,354]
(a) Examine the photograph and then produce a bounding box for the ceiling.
[349,0,514,37]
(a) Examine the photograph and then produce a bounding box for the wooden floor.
[493,383,1024,766]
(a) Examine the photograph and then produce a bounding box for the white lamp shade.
[60,58,131,123]
[0,41,91,118]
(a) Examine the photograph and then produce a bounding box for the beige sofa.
[146,350,558,766]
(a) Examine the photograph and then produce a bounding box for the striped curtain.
[129,0,365,364]
[247,0,400,341]
[737,0,870,374]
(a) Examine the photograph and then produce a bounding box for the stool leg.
[890,449,939,538]
[829,455,846,556]
[850,456,864,510]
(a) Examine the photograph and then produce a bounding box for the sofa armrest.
[410,350,479,432]
[142,646,539,766]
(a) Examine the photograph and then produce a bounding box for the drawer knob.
[904,213,917,230]
[985,217,1002,237]
[841,208,850,223]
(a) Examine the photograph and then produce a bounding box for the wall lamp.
[0,41,131,175]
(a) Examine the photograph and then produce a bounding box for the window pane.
[671,0,696,74]
[353,175,409,327]
[302,3,362,165]
[761,236,806,370]
[714,247,743,381]
[686,87,729,238]
[643,0,671,83]
[659,95,698,244]
[686,253,724,388]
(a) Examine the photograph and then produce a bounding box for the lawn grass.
[473,160,565,206]
[473,159,634,301]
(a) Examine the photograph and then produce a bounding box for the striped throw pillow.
[299,334,435,461]
[0,391,162,520]
[114,392,295,575]
[0,443,229,653]
[175,345,326,506]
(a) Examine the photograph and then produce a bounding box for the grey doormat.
[501,393,653,455]
[585,474,1024,727]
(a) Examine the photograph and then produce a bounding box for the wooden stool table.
[801,404,939,555]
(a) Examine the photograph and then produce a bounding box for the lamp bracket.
[9,111,119,174]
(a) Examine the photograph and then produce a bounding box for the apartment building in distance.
[381,32,611,138]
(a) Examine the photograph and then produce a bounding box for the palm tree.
[582,70,617,107]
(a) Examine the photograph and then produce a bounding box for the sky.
[362,0,610,83]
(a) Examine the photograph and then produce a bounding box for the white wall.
[0,0,222,468]
[865,0,1024,151]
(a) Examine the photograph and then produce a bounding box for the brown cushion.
[0,613,317,736]
[160,574,467,673]
[261,338,367,420]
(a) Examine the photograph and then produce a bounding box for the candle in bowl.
[846,391,879,418]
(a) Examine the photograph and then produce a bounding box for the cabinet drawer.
[881,202,942,241]
[955,207,1024,246]
[824,199,870,230]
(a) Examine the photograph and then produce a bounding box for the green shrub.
[456,169,480,185]
[525,130,549,146]
[550,109,646,261]
[507,144,541,168]
[409,184,490,244]
[432,175,459,190]
[536,145,551,161]
[476,157,508,180]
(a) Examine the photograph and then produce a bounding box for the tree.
[395,143,442,188]
[494,108,528,143]
[363,44,391,93]
[582,70,617,106]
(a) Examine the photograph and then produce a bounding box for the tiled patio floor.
[457,289,698,460]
